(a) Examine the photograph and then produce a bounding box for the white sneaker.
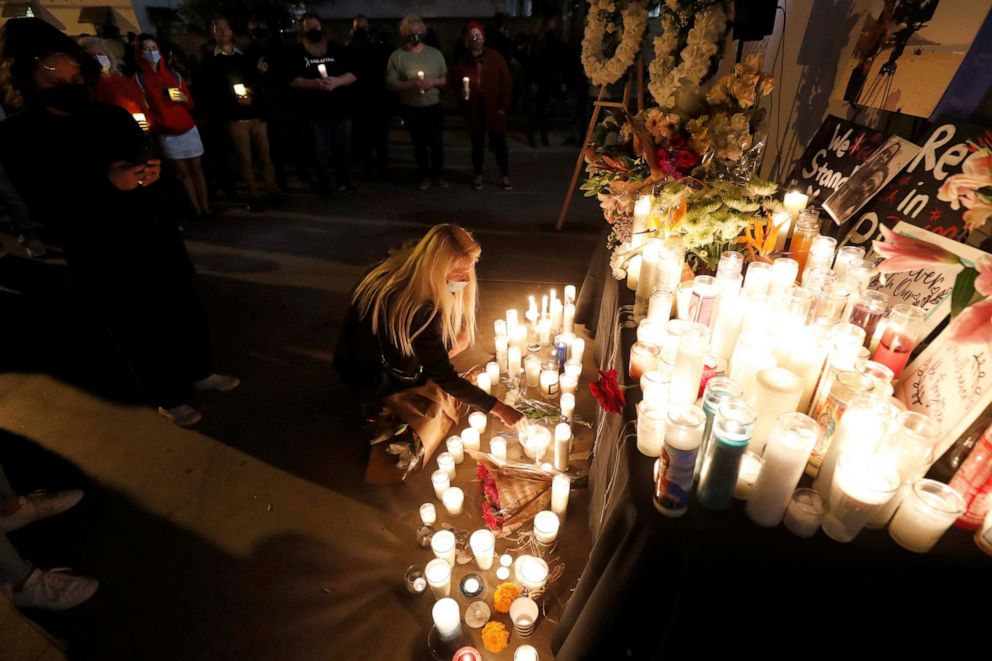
[158,404,202,426]
[0,490,84,532]
[192,373,240,392]
[10,568,98,610]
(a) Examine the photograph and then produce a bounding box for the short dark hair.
[300,11,322,28]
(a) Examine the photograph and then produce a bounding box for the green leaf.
[951,267,979,317]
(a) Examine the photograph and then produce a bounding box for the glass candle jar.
[641,367,672,405]
[808,371,875,476]
[784,488,827,538]
[524,354,542,389]
[814,393,896,497]
[490,436,507,461]
[821,454,901,543]
[813,281,851,325]
[437,452,456,480]
[871,304,927,378]
[717,250,744,280]
[629,341,661,381]
[689,275,721,327]
[698,399,756,511]
[733,450,763,499]
[533,510,560,545]
[790,209,820,275]
[849,290,889,347]
[743,261,772,296]
[431,469,450,499]
[405,564,428,594]
[654,403,706,517]
[670,323,710,405]
[833,246,866,279]
[442,486,464,516]
[648,285,675,323]
[889,479,966,553]
[469,528,496,570]
[675,281,694,321]
[539,361,560,400]
[637,399,668,458]
[420,502,437,526]
[867,410,941,528]
[424,558,451,599]
[696,376,744,481]
[805,235,837,274]
[746,413,821,527]
[768,258,800,298]
[431,529,457,566]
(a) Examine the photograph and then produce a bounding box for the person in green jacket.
[385,14,448,190]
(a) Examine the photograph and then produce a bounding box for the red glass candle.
[871,304,926,379]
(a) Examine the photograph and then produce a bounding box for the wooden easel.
[555,57,645,231]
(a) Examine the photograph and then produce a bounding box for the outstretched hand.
[491,402,525,428]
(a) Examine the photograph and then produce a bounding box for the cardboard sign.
[840,119,992,249]
[784,115,889,206]
[868,222,989,343]
[897,327,992,460]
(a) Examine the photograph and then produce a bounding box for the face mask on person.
[471,36,484,50]
[305,28,323,44]
[95,54,111,72]
[38,83,90,114]
[142,50,161,66]
[446,279,469,294]
[407,33,422,46]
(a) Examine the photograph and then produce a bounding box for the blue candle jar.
[698,399,756,511]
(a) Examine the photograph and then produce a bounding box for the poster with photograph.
[823,136,920,225]
[839,118,992,250]
[783,115,889,207]
[837,0,990,118]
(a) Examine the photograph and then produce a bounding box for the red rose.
[589,369,626,414]
[676,149,701,170]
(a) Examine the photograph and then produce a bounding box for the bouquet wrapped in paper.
[474,458,553,538]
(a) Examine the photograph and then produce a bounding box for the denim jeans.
[308,118,352,188]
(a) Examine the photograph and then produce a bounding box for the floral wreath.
[648,0,730,109]
[581,0,650,87]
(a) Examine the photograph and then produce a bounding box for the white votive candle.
[636,399,667,458]
[524,355,542,388]
[554,422,572,471]
[533,510,560,544]
[551,474,570,517]
[768,258,799,298]
[420,502,437,526]
[469,528,496,570]
[519,556,549,592]
[432,597,461,641]
[442,486,464,516]
[469,411,487,435]
[821,456,900,543]
[550,298,563,330]
[431,469,450,499]
[648,286,675,322]
[515,645,539,661]
[476,372,492,395]
[431,529,456,565]
[496,566,510,581]
[461,428,481,451]
[560,393,575,421]
[746,412,820,526]
[445,436,464,464]
[522,425,552,462]
[560,373,578,395]
[437,452,456,480]
[425,558,452,599]
[486,361,500,385]
[784,488,827,537]
[889,479,966,553]
[500,553,513,567]
[571,338,586,365]
[749,367,803,455]
[490,436,507,461]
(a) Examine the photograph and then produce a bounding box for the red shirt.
[134,55,195,136]
[94,74,152,128]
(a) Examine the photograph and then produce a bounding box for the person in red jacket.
[134,34,212,217]
[80,36,150,129]
[451,21,512,191]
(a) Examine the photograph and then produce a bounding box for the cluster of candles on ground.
[628,191,969,552]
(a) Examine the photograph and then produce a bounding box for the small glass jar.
[833,246,866,279]
[889,479,966,553]
[636,400,668,458]
[821,454,901,543]
[871,304,927,379]
[768,258,800,298]
[805,235,837,274]
[629,341,661,381]
[790,209,820,275]
[784,488,827,538]
[716,250,744,280]
[539,361,559,400]
[849,290,889,346]
[648,285,675,323]
[405,564,428,594]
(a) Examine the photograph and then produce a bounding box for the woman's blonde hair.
[353,224,481,357]
[399,14,427,37]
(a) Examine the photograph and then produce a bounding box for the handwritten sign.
[868,222,989,343]
[784,115,888,207]
[897,328,992,461]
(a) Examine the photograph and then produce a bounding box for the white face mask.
[95,54,111,72]
[446,279,469,293]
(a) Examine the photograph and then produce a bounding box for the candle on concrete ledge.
[554,422,572,471]
[469,411,488,435]
[551,474,570,517]
[432,597,462,641]
[888,479,966,553]
[469,528,496,570]
[425,558,452,599]
[431,469,450,499]
[437,452,456,480]
[446,436,464,464]
[461,428,481,452]
[442,486,464,516]
[746,412,820,527]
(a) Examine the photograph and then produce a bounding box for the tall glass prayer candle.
[638,318,667,346]
[648,286,675,323]
[783,190,809,219]
[432,598,462,641]
[843,259,875,295]
[655,403,706,516]
[867,410,941,528]
[524,355,542,389]
[717,251,744,280]
[800,266,834,296]
[495,319,507,337]
[476,372,491,395]
[564,284,576,305]
[533,510,560,546]
[871,304,926,379]
[746,412,820,526]
[675,281,693,321]
[698,400,756,511]
[495,336,509,375]
[559,392,575,420]
[537,318,551,345]
[709,289,747,362]
[626,255,642,292]
[814,393,895,496]
[889,479,966,553]
[425,558,452,599]
[431,469,450,498]
[855,359,894,398]
[729,333,777,407]
[790,209,819,275]
[551,474,570,517]
[833,246,866,279]
[508,346,523,380]
[635,240,663,318]
[510,324,528,354]
[743,261,772,295]
[506,309,519,337]
[768,258,800,298]
[629,342,661,381]
[847,290,887,343]
[641,366,672,404]
[813,281,851,325]
[550,297,563,332]
[490,436,507,461]
[774,286,816,335]
[420,502,438,526]
[431,530,457,565]
[559,373,578,395]
[554,422,572,470]
[772,210,792,253]
[776,323,831,413]
[470,529,496,570]
[657,249,684,292]
[437,452,456,479]
[461,428,481,451]
[689,275,720,327]
[808,371,874,476]
[670,323,710,405]
[563,303,576,334]
[808,324,868,416]
[821,455,901,543]
[631,195,652,247]
[805,235,837,274]
[696,377,743,481]
[539,362,559,399]
[572,338,586,364]
[637,399,668,457]
[750,368,804,455]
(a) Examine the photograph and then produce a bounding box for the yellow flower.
[493,582,520,613]
[482,622,510,653]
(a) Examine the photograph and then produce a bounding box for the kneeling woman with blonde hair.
[334,224,525,427]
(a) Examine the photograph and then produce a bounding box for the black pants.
[526,82,550,145]
[99,278,213,409]
[352,101,390,176]
[470,101,509,177]
[308,118,352,188]
[401,104,443,179]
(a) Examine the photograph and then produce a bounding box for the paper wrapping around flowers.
[383,380,465,467]
[476,458,553,538]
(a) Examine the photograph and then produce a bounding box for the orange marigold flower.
[492,582,520,613]
[482,621,510,653]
